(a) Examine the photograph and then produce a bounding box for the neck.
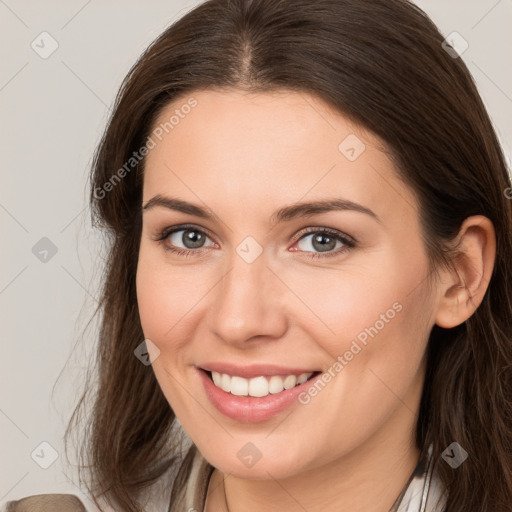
[205,406,422,512]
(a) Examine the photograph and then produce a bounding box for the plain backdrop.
[1,0,511,506]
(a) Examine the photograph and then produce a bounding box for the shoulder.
[1,494,87,512]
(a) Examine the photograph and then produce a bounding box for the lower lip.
[197,368,322,423]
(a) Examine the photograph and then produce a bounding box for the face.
[136,88,440,479]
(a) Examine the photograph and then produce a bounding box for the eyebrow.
[142,194,381,224]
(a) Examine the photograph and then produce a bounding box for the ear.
[435,215,496,329]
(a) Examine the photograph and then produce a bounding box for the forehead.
[142,88,418,222]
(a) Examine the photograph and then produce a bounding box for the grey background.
[1,0,511,505]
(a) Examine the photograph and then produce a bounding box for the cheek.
[289,246,433,379]
[292,264,432,451]
[136,250,175,337]
[135,250,213,355]
[284,263,408,348]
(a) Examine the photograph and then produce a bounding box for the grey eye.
[168,229,214,249]
[297,232,344,253]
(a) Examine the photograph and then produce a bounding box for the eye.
[290,228,356,258]
[154,224,216,256]
[154,224,356,259]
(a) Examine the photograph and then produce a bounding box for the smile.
[208,371,320,397]
[198,368,324,422]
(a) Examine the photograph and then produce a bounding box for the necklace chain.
[222,477,230,512]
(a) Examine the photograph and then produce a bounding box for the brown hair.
[66,0,512,510]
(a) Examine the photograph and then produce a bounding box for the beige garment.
[1,494,87,512]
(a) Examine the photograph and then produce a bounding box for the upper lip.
[198,362,321,379]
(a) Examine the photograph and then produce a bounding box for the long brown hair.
[66,0,512,510]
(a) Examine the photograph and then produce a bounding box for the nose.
[208,250,288,346]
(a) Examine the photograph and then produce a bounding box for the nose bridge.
[209,247,287,344]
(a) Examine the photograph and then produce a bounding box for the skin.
[136,88,496,512]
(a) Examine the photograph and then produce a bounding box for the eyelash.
[153,223,357,259]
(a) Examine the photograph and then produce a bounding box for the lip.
[198,362,320,379]
[197,367,323,423]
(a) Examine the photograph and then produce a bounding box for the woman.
[4,0,511,511]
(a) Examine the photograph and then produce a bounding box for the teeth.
[210,371,314,397]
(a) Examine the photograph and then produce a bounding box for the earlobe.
[434,215,496,329]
